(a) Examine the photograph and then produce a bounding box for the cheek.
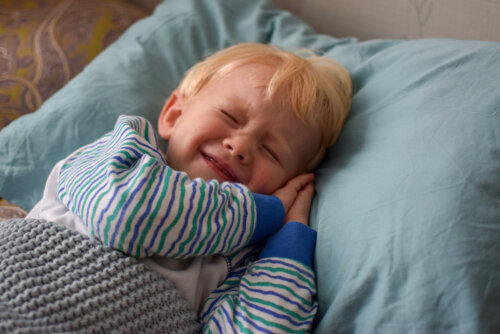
[189,119,228,143]
[248,162,287,194]
[175,123,211,149]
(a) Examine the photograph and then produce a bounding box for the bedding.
[0,0,499,332]
[0,0,157,129]
[0,218,200,333]
[0,199,27,221]
[312,39,500,333]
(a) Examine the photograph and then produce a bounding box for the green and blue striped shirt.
[58,115,317,332]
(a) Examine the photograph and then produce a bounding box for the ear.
[158,89,184,139]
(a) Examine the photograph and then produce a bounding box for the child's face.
[158,64,320,194]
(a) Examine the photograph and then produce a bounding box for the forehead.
[191,66,267,112]
[203,64,294,113]
[203,64,292,117]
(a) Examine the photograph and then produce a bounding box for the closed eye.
[220,110,239,125]
[263,145,282,165]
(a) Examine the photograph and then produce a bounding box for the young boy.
[28,43,351,332]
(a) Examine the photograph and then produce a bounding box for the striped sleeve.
[200,223,318,333]
[200,259,317,333]
[57,115,283,258]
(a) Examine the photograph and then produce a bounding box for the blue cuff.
[259,221,317,268]
[249,194,285,244]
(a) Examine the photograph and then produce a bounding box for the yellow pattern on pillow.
[0,0,151,129]
[0,198,27,221]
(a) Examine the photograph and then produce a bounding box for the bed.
[1,0,499,332]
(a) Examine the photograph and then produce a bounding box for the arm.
[200,223,318,333]
[57,116,284,258]
[200,181,318,333]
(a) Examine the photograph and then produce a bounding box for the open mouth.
[201,152,239,183]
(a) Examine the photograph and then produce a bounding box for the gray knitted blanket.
[0,218,201,333]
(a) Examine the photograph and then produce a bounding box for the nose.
[223,136,252,163]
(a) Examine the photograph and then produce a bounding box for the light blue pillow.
[1,0,499,332]
[312,39,500,332]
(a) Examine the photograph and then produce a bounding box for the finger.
[273,187,296,214]
[295,182,315,211]
[286,173,314,192]
[274,174,314,213]
[285,183,315,225]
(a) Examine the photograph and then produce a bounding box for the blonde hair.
[178,43,352,169]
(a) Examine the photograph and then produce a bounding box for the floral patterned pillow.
[0,198,27,221]
[0,0,156,129]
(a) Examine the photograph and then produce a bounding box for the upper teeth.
[206,155,233,180]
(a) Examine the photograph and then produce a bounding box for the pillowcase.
[312,39,500,332]
[1,0,499,332]
[0,0,151,129]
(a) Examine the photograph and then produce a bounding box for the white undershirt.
[27,160,228,313]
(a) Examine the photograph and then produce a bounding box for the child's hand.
[273,173,315,225]
[285,181,315,226]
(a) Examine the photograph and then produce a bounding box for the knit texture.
[0,218,201,333]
